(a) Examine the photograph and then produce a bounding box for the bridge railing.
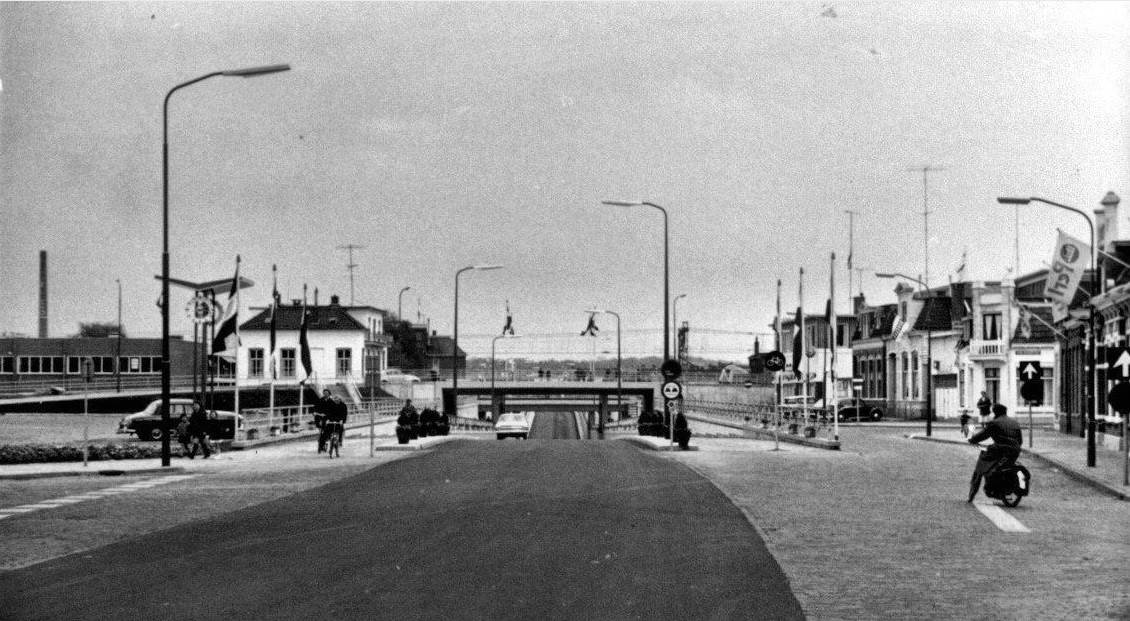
[239,398,405,440]
[684,399,854,439]
[0,374,212,399]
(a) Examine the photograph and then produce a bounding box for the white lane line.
[0,475,194,520]
[3,507,41,513]
[973,502,1031,533]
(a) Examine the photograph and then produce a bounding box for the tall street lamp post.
[876,272,934,437]
[602,200,670,362]
[115,279,122,392]
[998,196,1098,468]
[452,265,503,418]
[586,309,621,432]
[673,293,687,364]
[398,286,411,321]
[161,64,290,468]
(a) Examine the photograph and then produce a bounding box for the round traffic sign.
[1108,381,1130,415]
[661,381,682,400]
[660,359,683,380]
[763,351,786,372]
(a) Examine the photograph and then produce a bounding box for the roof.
[428,336,465,358]
[240,305,367,332]
[1013,305,1056,344]
[157,275,255,297]
[913,296,953,331]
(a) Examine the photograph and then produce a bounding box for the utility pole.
[908,165,945,288]
[336,244,365,305]
[844,210,858,309]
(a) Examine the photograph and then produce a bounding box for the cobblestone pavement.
[663,428,1130,621]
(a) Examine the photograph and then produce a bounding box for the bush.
[0,442,188,465]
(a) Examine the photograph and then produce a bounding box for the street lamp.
[602,200,670,362]
[491,333,520,418]
[452,265,503,418]
[161,63,290,467]
[998,196,1097,467]
[115,279,122,393]
[398,286,411,322]
[586,308,621,434]
[876,272,934,437]
[673,293,687,364]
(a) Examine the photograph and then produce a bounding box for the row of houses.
[779,192,1124,436]
[0,294,466,393]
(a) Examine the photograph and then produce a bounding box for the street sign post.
[763,351,786,372]
[81,357,93,467]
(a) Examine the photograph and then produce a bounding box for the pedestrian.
[976,391,992,428]
[175,413,193,457]
[399,399,419,438]
[187,402,212,459]
[312,389,333,453]
[959,411,972,438]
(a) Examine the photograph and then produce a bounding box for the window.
[902,353,909,398]
[985,367,1000,403]
[336,348,352,377]
[3,356,17,373]
[911,351,919,399]
[249,348,264,378]
[280,348,296,378]
[18,356,65,374]
[68,357,80,374]
[983,313,1001,340]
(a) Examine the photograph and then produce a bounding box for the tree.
[77,322,125,338]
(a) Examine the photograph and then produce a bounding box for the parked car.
[494,412,530,440]
[117,398,240,441]
[833,397,885,422]
[381,368,421,383]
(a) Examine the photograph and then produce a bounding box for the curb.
[620,437,699,452]
[908,434,1128,502]
[684,413,841,450]
[0,465,187,481]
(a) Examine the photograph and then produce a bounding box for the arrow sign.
[1107,347,1130,379]
[1019,362,1040,380]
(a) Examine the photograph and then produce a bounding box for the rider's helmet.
[992,403,1008,417]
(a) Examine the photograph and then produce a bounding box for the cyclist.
[967,403,1022,502]
[324,396,348,456]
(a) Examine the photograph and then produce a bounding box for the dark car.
[834,397,884,422]
[117,398,240,441]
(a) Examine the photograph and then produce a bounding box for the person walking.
[312,389,333,453]
[187,402,212,459]
[976,391,992,428]
[175,413,193,457]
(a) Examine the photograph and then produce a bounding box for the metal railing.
[0,374,223,399]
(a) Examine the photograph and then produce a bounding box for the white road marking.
[973,502,1031,533]
[0,475,194,521]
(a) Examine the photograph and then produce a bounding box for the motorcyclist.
[967,403,1023,502]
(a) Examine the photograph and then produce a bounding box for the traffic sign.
[1109,382,1130,415]
[1108,347,1130,380]
[660,359,683,380]
[666,400,679,411]
[661,381,683,401]
[763,351,786,372]
[1020,380,1043,405]
[1017,361,1042,382]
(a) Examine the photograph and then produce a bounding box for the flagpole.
[234,256,241,436]
[775,279,781,451]
[298,285,306,417]
[831,252,839,441]
[268,265,277,431]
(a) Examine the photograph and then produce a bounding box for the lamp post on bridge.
[452,265,503,419]
[491,333,520,420]
[586,308,621,432]
[161,63,290,468]
[398,286,411,322]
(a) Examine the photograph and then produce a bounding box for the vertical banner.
[1044,230,1091,305]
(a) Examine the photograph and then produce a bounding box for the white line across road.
[0,474,195,521]
[973,502,1031,533]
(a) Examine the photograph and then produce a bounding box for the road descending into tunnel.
[527,411,581,440]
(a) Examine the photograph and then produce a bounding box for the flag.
[502,300,515,335]
[211,256,240,360]
[955,246,968,281]
[792,306,803,379]
[268,265,280,379]
[1017,303,1033,339]
[1044,229,1091,306]
[299,288,313,384]
[891,314,907,342]
[825,299,835,348]
[581,314,599,336]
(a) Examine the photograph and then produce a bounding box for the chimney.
[38,250,48,338]
[1097,191,1121,251]
[314,288,319,306]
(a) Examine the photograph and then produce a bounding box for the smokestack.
[38,250,48,338]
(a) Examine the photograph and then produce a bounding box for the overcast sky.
[2,1,1127,361]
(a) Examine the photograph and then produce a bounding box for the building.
[777,309,856,404]
[0,336,197,388]
[238,295,392,390]
[851,298,898,403]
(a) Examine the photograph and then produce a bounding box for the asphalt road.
[527,411,580,440]
[0,439,804,620]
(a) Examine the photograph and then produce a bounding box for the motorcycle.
[972,450,1031,507]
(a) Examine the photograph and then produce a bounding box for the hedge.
[0,443,189,465]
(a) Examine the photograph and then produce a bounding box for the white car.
[495,412,530,440]
[381,369,421,383]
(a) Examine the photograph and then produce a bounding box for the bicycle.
[325,421,344,458]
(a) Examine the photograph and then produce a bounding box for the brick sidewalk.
[910,426,1129,500]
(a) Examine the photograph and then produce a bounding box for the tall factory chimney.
[38,250,48,338]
